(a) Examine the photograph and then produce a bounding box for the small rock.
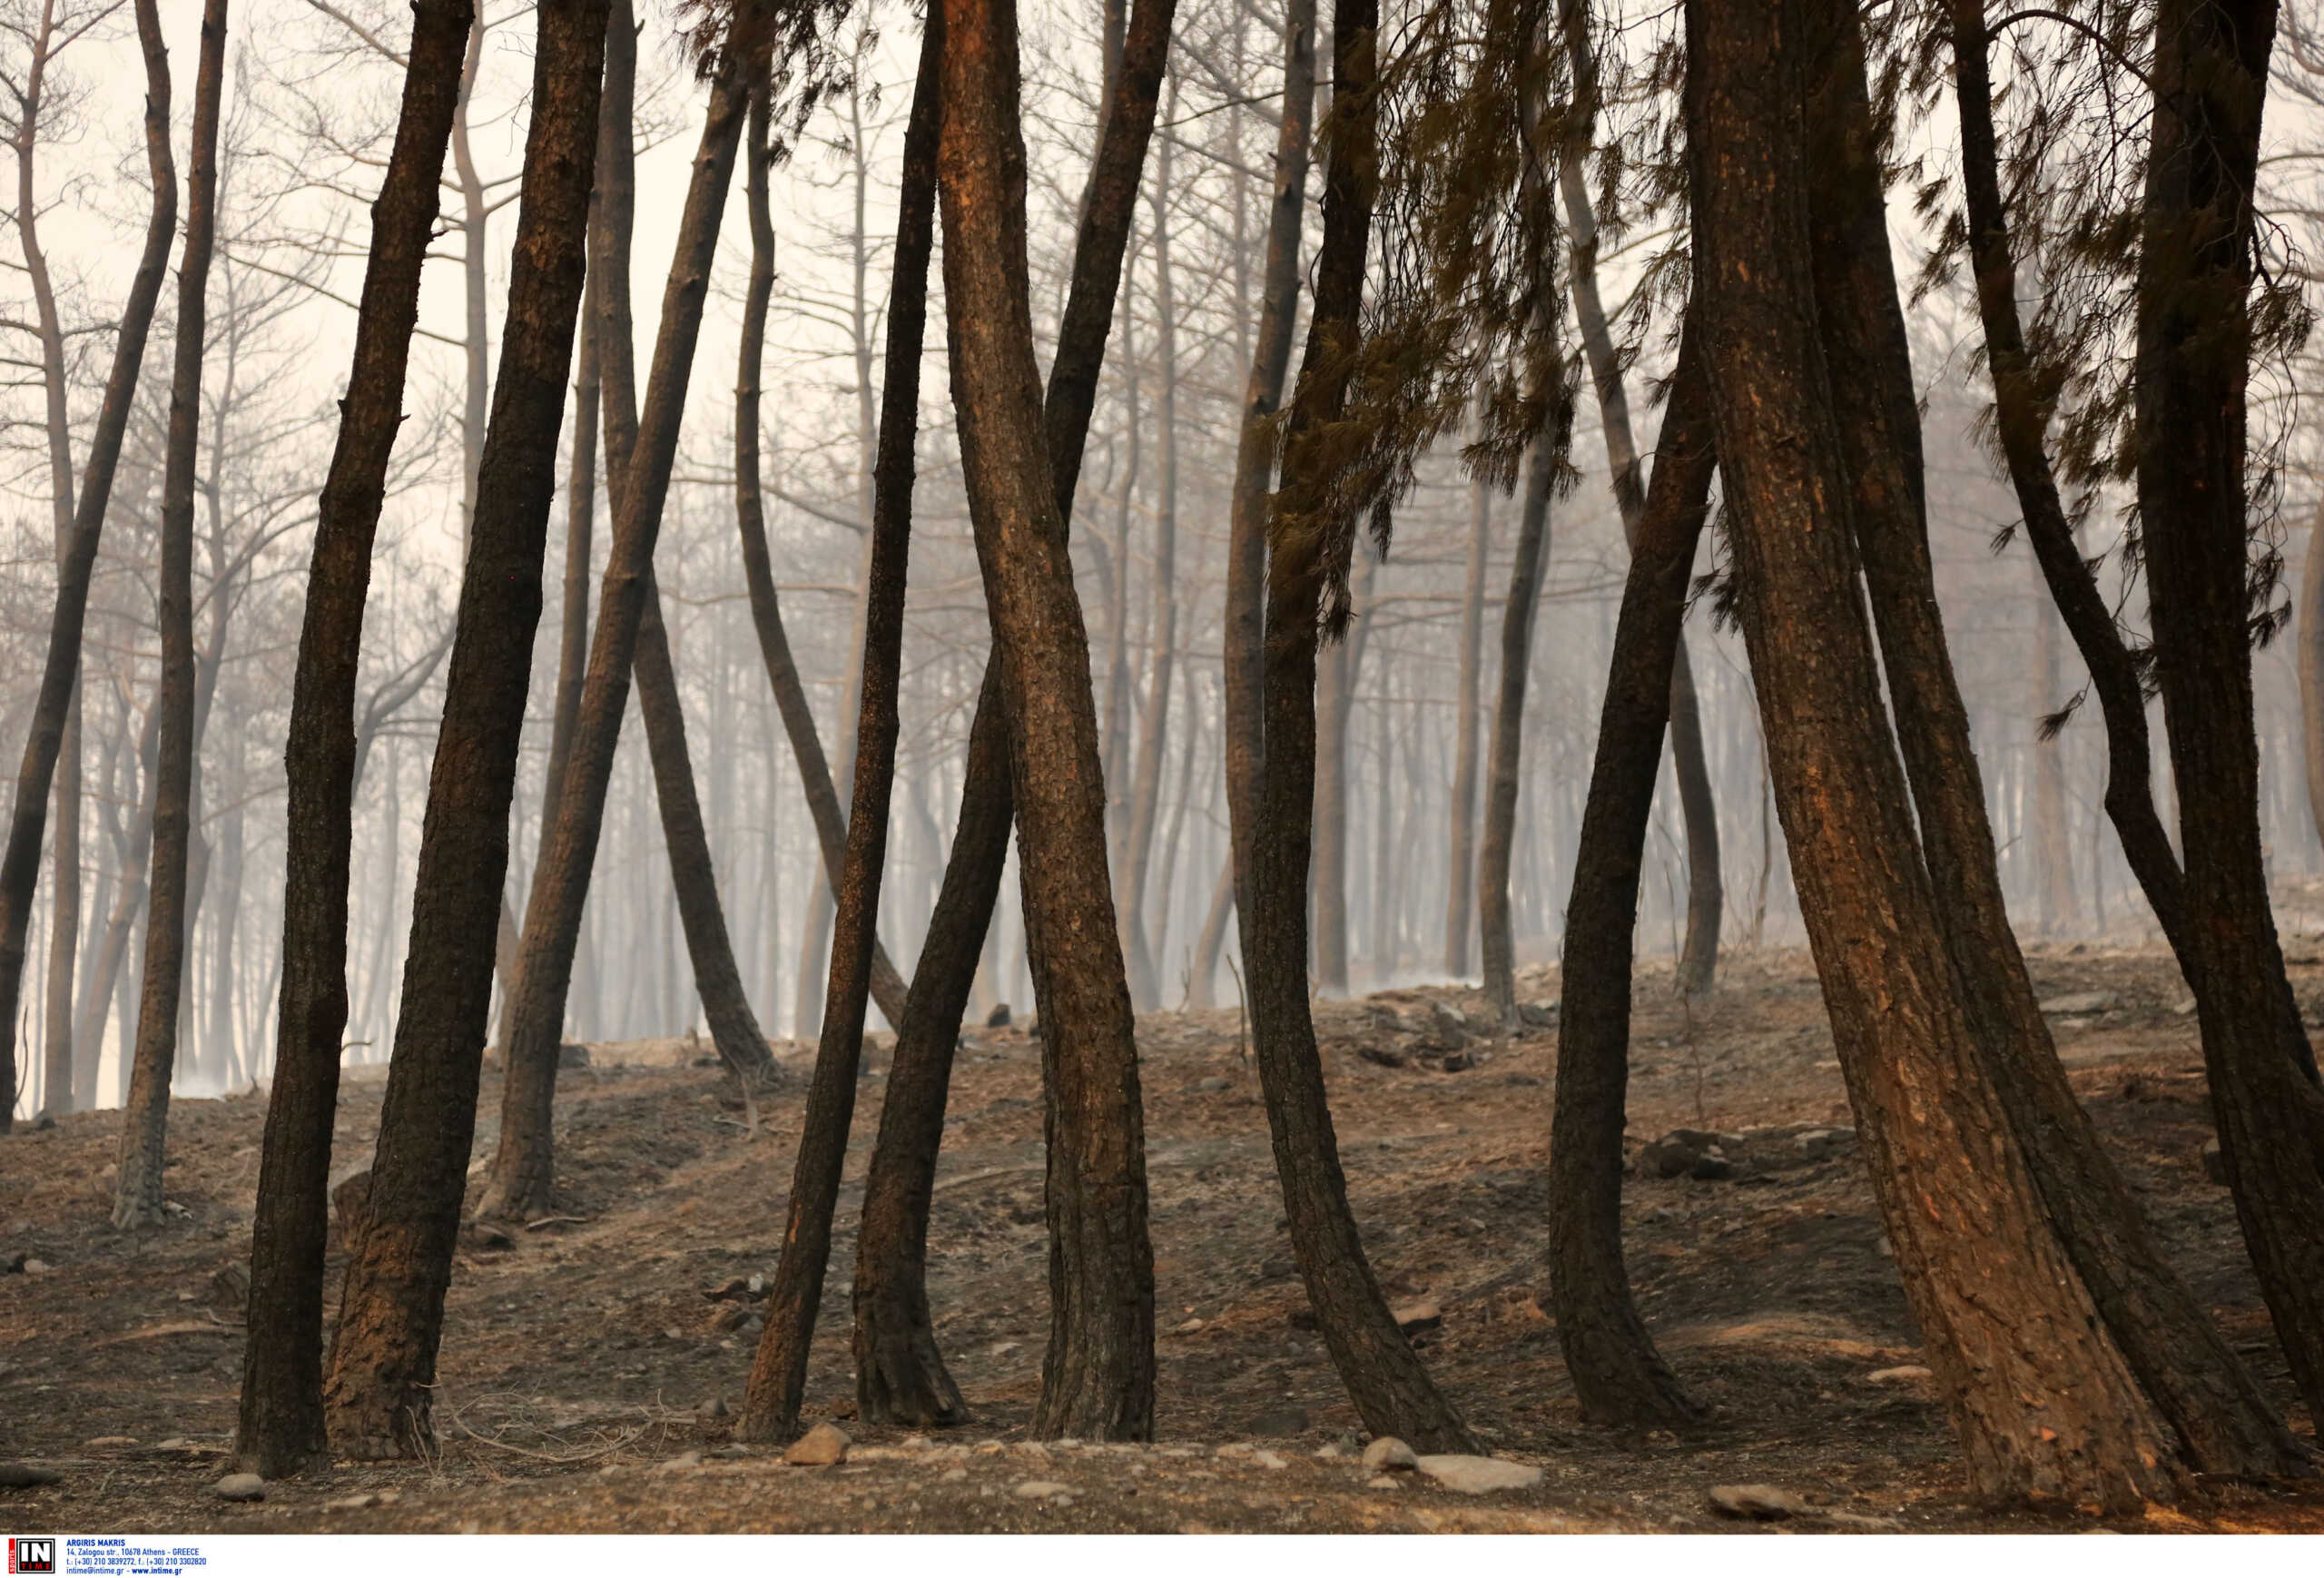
[986,1003,1012,1028]
[989,1340,1020,1357]
[2038,990,2120,1017]
[1438,1050,1477,1073]
[1709,1483,1808,1520]
[1430,1001,1469,1035]
[1174,1317,1206,1334]
[708,1304,751,1334]
[2171,995,2198,1017]
[556,1041,591,1070]
[940,1466,969,1483]
[0,1464,62,1488]
[327,1493,382,1512]
[212,1473,267,1503]
[1393,1299,1443,1337]
[1013,1480,1071,1499]
[463,1220,514,1252]
[1518,1001,1559,1029]
[1367,1474,1404,1490]
[1362,1436,1419,1472]
[2201,1137,2229,1186]
[1415,1455,1543,1494]
[84,1436,138,1448]
[1639,1135,1704,1179]
[1192,1077,1230,1094]
[1260,1257,1296,1281]
[702,1275,754,1302]
[698,1393,732,1421]
[1866,1365,1933,1385]
[21,1258,50,1275]
[1248,1407,1309,1437]
[1254,1450,1288,1470]
[153,1438,206,1453]
[655,1450,703,1473]
[783,1423,851,1466]
[1355,1044,1407,1070]
[1794,1128,1840,1162]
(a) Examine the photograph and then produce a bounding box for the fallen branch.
[524,1216,592,1232]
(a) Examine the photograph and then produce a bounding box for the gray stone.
[1012,1480,1071,1499]
[1518,1001,1559,1029]
[1414,1455,1543,1494]
[0,1464,61,1488]
[1367,1474,1404,1490]
[212,1473,267,1503]
[1361,1436,1418,1472]
[1248,1406,1309,1436]
[783,1423,851,1465]
[1192,1077,1230,1094]
[556,1042,591,1070]
[2038,990,2121,1017]
[986,1003,1012,1028]
[1709,1484,1808,1520]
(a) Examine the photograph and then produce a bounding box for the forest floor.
[5,942,2324,1535]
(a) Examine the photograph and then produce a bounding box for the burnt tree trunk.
[482,8,764,1222]
[320,0,608,1458]
[739,0,938,1441]
[1550,311,1717,1430]
[1243,0,1475,1454]
[1686,0,2181,1507]
[0,0,175,1133]
[1221,0,1316,931]
[2134,0,2324,1433]
[851,0,1175,1431]
[726,65,911,1035]
[938,0,1157,1439]
[236,0,471,1478]
[114,0,228,1228]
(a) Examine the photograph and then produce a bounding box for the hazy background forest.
[10,0,2324,1122]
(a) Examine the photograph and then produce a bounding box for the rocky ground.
[4,943,2323,1534]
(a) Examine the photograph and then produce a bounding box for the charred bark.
[1551,311,1717,1430]
[741,2,939,1442]
[2134,0,2324,1435]
[938,0,1157,1438]
[1244,0,1475,1453]
[1687,0,2182,1507]
[321,0,607,1458]
[236,0,471,1477]
[114,0,228,1228]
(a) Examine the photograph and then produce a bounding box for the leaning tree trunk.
[1685,0,2181,1508]
[727,67,911,1034]
[0,0,175,1134]
[1443,473,1489,980]
[851,0,1175,1431]
[235,0,471,1478]
[2304,503,2324,857]
[1557,18,1719,995]
[1826,0,2300,1476]
[1242,0,1475,1455]
[739,6,940,1441]
[2134,0,2324,1435]
[17,5,84,1119]
[1221,0,1317,926]
[937,0,1158,1440]
[113,0,227,1228]
[1478,84,1569,1030]
[481,9,765,1222]
[1551,309,1717,1429]
[320,0,608,1459]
